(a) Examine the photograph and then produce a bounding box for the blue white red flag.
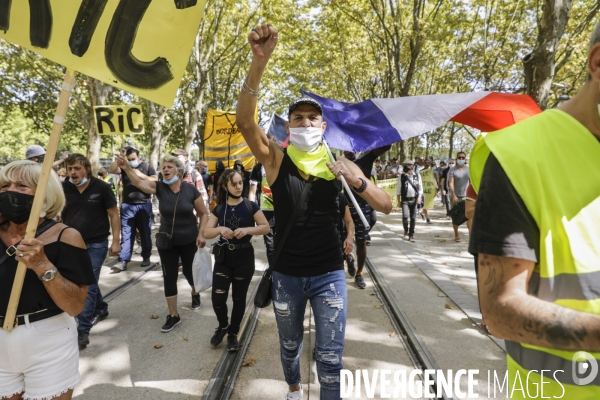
[266,113,289,148]
[302,91,541,152]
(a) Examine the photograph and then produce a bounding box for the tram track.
[366,255,452,400]
[202,252,453,400]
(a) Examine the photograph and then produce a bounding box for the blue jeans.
[119,202,153,262]
[272,270,347,400]
[78,240,109,334]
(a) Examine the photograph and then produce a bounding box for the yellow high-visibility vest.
[470,109,600,399]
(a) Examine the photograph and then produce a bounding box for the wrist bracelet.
[242,79,259,96]
[353,177,367,193]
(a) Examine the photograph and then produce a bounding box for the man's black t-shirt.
[272,152,343,277]
[468,153,540,262]
[201,172,212,192]
[121,162,157,204]
[62,177,117,243]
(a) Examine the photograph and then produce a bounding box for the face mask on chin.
[289,127,323,152]
[163,176,179,185]
[0,191,34,224]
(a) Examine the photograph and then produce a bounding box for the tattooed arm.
[478,253,600,351]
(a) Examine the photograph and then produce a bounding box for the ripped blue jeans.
[272,270,347,400]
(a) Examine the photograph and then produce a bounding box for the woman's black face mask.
[0,191,35,224]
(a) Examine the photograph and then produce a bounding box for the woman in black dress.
[204,169,269,351]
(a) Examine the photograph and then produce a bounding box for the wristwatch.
[39,267,58,282]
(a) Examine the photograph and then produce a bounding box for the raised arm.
[236,24,283,176]
[115,155,156,195]
[479,254,600,351]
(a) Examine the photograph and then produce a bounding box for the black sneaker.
[227,334,239,352]
[161,315,181,333]
[347,256,356,277]
[78,331,89,349]
[211,326,228,346]
[191,294,201,310]
[355,274,367,289]
[141,258,151,267]
[92,310,109,326]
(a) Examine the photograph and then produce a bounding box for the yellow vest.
[470,109,600,399]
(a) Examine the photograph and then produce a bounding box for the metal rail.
[104,262,161,302]
[366,255,453,400]
[202,279,262,400]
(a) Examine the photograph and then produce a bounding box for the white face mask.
[289,127,324,152]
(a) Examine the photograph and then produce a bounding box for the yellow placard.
[376,178,399,209]
[419,168,437,210]
[94,105,144,135]
[0,1,206,107]
[203,109,257,172]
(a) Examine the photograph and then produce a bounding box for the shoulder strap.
[243,198,254,216]
[268,176,315,273]
[213,204,224,223]
[0,219,58,265]
[57,226,71,242]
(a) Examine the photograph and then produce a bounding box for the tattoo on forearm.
[522,309,587,349]
[481,255,504,295]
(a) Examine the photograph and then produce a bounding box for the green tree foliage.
[0,0,598,163]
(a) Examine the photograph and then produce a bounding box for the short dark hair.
[126,148,139,157]
[456,151,466,158]
[65,153,92,178]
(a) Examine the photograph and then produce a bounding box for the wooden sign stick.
[3,69,76,331]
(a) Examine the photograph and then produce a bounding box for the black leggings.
[211,249,255,335]
[158,241,197,297]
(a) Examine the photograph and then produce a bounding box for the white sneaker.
[285,384,303,400]
[134,246,142,255]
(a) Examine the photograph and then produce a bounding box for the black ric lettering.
[127,108,143,133]
[174,0,198,9]
[105,0,173,89]
[0,0,12,33]
[95,107,115,134]
[28,0,52,48]
[69,0,109,57]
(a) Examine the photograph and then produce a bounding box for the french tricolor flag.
[303,91,542,152]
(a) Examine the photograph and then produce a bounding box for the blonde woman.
[116,154,208,332]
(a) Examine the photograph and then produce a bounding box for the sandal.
[454,238,462,242]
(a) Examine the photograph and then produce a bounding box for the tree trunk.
[523,0,574,109]
[147,101,167,168]
[448,122,456,159]
[86,78,112,174]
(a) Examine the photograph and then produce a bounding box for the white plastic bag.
[192,247,213,292]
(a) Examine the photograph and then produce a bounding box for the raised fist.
[248,23,278,59]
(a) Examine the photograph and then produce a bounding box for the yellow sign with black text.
[203,109,257,172]
[0,1,206,107]
[94,105,144,135]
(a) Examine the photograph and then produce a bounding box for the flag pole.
[3,69,76,332]
[323,140,370,228]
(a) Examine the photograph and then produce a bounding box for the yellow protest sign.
[203,109,257,172]
[94,105,144,135]
[419,168,437,210]
[0,1,206,107]
[377,178,399,209]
